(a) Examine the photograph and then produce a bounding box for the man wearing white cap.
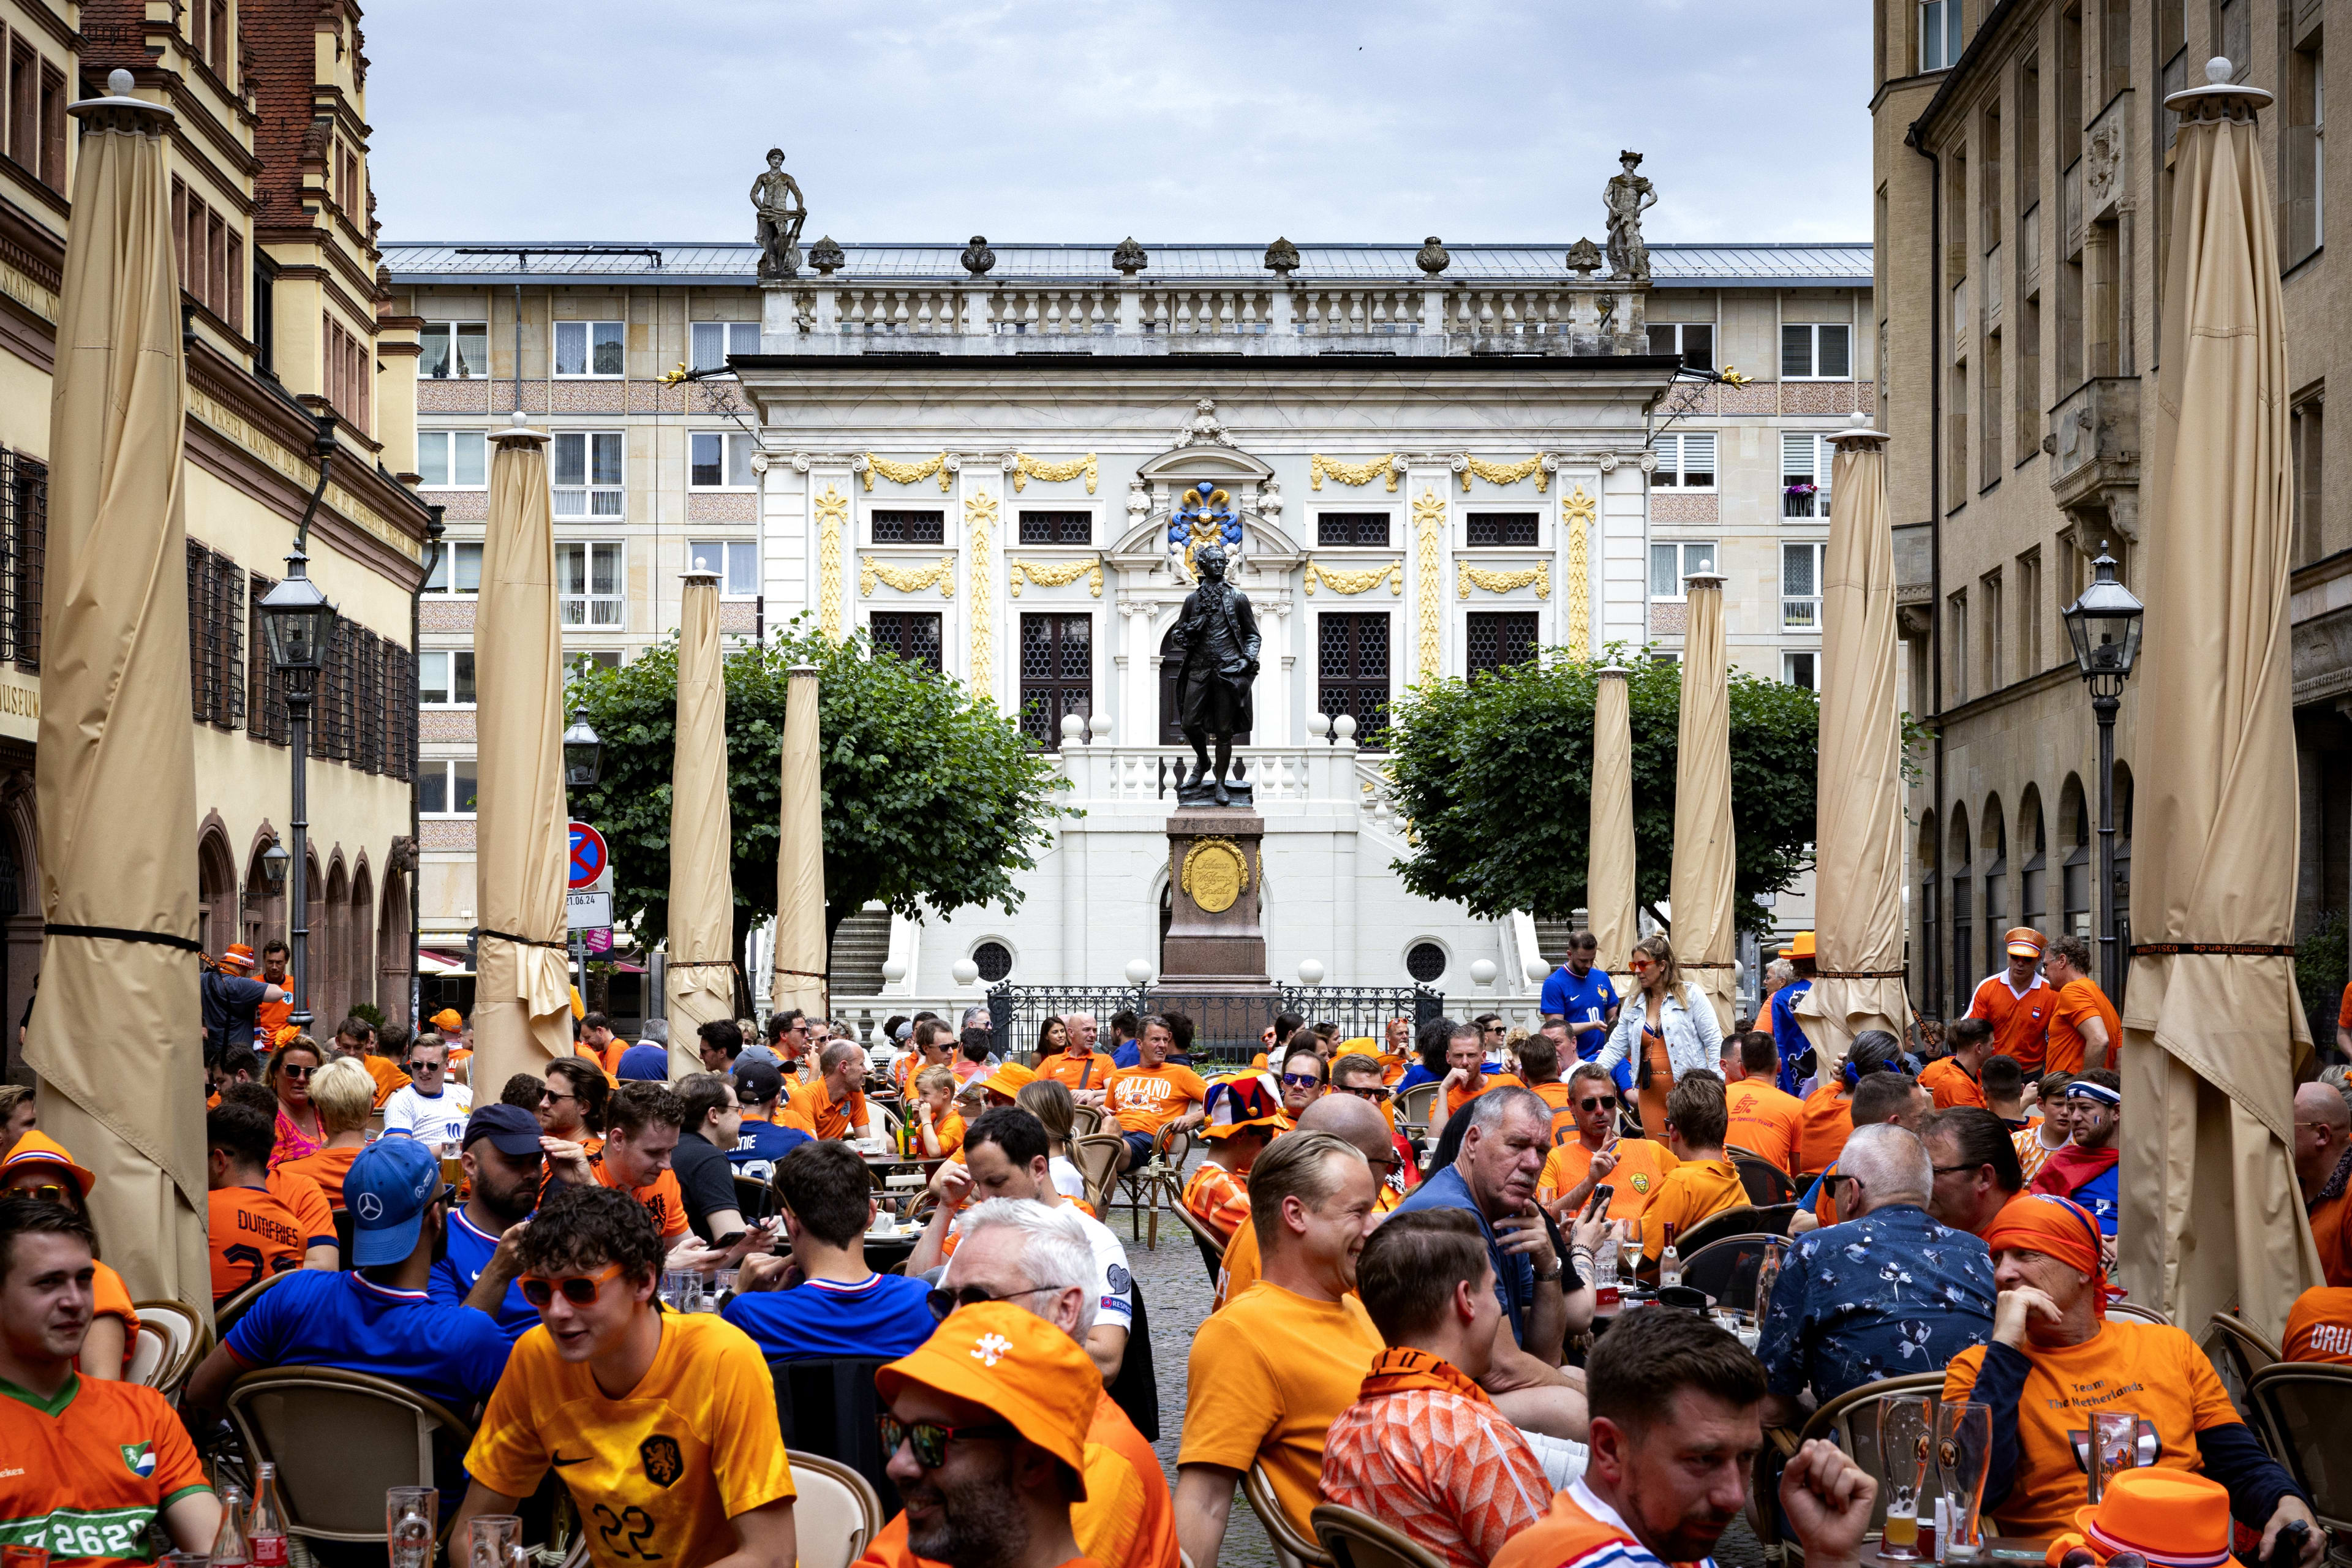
[2027,1069,2122,1235]
[1966,927,2056,1076]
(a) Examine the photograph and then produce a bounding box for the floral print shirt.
[1757,1202,1997,1401]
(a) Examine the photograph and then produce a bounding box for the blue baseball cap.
[346,1136,445,1267]
[618,1043,670,1081]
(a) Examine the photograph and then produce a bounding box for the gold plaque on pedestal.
[1180,837,1251,914]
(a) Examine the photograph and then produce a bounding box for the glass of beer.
[385,1487,437,1568]
[1937,1400,1994,1561]
[468,1515,526,1568]
[1877,1393,1934,1560]
[437,1139,464,1191]
[2089,1410,2140,1502]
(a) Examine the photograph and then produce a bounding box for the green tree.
[1381,650,1820,937]
[563,617,1069,976]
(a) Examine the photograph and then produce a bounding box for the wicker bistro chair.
[1161,1169,1231,1290]
[2105,1299,2173,1327]
[1751,1370,1947,1556]
[1244,1462,1335,1568]
[224,1367,476,1548]
[1116,1125,1194,1250]
[213,1268,296,1340]
[1070,1103,1105,1138]
[2243,1362,2352,1551]
[1670,1205,1763,1259]
[128,1298,205,1398]
[1310,1505,1449,1568]
[1730,1152,1800,1207]
[1393,1082,1441,1140]
[2201,1311,2280,1420]
[1676,1234,1791,1318]
[1070,1133,1126,1214]
[786,1450,884,1568]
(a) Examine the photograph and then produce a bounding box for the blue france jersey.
[227,1268,510,1412]
[426,1207,541,1344]
[728,1117,813,1184]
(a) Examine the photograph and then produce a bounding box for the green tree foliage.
[1382,650,1820,937]
[563,618,1068,968]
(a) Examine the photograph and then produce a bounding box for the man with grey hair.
[1758,1122,1997,1417]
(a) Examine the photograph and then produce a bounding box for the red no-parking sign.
[567,822,609,891]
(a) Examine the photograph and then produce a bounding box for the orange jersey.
[2046,978,2120,1076]
[1036,1050,1119,1094]
[1920,1057,1988,1110]
[361,1054,411,1107]
[1494,1482,1711,1568]
[1967,973,2056,1072]
[2282,1287,2352,1363]
[276,1145,360,1211]
[0,1373,211,1568]
[590,1156,690,1240]
[1537,1137,1677,1219]
[1793,1085,1855,1176]
[787,1079,868,1140]
[918,1111,965,1160]
[207,1185,307,1305]
[265,1167,338,1253]
[1445,1072,1523,1119]
[1638,1154,1747,1261]
[1943,1319,2240,1537]
[2310,1189,2352,1288]
[1183,1161,1251,1242]
[2339,981,2352,1031]
[1106,1064,1208,1136]
[1724,1079,1803,1170]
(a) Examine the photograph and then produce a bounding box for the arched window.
[2057,775,2091,939]
[1948,807,1973,1014]
[2018,786,2048,935]
[1917,810,1940,1013]
[198,829,237,957]
[323,857,350,1029]
[1980,797,2008,977]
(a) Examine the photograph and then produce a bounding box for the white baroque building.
[383,238,1874,1028]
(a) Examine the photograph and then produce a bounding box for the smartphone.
[1588,1185,1615,1226]
[711,1231,747,1251]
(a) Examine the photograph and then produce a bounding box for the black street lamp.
[562,718,603,791]
[257,547,339,1027]
[2062,542,2145,998]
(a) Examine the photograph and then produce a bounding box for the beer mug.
[385,1487,437,1568]
[2089,1411,2141,1503]
[467,1515,527,1568]
[1876,1394,1934,1561]
[1937,1400,1994,1561]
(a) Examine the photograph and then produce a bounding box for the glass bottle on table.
[208,1483,250,1568]
[248,1462,288,1568]
[1659,1223,1681,1290]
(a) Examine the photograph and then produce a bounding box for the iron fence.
[986,983,1442,1068]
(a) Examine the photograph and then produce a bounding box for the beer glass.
[2089,1411,2140,1503]
[385,1487,437,1568]
[467,1515,526,1568]
[4,1550,51,1568]
[1876,1394,1934,1560]
[1616,1221,1643,1285]
[1937,1400,1994,1561]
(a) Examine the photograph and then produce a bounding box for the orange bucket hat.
[875,1301,1099,1495]
[1,1130,96,1198]
[221,943,257,971]
[977,1061,1036,1102]
[2046,1468,2234,1568]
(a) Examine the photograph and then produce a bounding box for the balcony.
[2048,377,2141,540]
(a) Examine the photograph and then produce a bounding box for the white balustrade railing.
[1054,741,1368,808]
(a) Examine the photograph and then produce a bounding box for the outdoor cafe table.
[1859,1540,2049,1568]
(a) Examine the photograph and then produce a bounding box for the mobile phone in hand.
[1588,1185,1615,1226]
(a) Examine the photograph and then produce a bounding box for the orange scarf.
[1357,1345,1493,1406]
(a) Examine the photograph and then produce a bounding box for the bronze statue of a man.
[1166,542,1260,806]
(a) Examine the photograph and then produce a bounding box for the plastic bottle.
[1659,1223,1681,1290]
[248,1464,288,1568]
[209,1484,250,1568]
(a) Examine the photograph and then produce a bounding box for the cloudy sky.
[364,1,1871,249]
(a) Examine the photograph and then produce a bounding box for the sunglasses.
[924,1283,1059,1322]
[1340,1084,1392,1102]
[518,1263,622,1309]
[1628,960,1656,972]
[1280,1073,1322,1088]
[876,1414,1017,1470]
[1577,1096,1619,1111]
[10,1182,70,1204]
[540,1089,577,1106]
[279,1065,314,1081]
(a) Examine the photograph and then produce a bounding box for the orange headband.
[1984,1194,2107,1316]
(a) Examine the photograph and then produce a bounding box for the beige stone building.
[1874,0,2344,1017]
[0,0,431,1069]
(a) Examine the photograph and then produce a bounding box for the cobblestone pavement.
[1107,1149,1765,1568]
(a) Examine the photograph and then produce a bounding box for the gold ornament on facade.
[1179,836,1253,915]
[860,554,957,597]
[1457,561,1551,598]
[1008,557,1103,597]
[862,452,952,491]
[1009,453,1099,494]
[1303,559,1403,596]
[1414,487,1446,673]
[1310,453,1399,492]
[1563,485,1592,652]
[815,483,850,640]
[1458,454,1549,492]
[967,489,997,692]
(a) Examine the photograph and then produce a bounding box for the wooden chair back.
[128,1298,205,1396]
[1071,1133,1125,1212]
[1672,1204,1762,1256]
[2244,1363,2352,1536]
[224,1366,475,1542]
[787,1449,884,1568]
[1310,1505,1449,1568]
[1243,1463,1335,1568]
[1730,1152,1798,1206]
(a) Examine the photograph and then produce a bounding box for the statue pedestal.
[1161,809,1271,988]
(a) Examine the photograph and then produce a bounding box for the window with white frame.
[565,650,622,682]
[417,429,488,489]
[1783,541,1828,631]
[1782,433,1835,518]
[1782,322,1853,379]
[691,322,761,373]
[1649,540,1717,599]
[1653,432,1717,489]
[418,650,476,706]
[1784,650,1819,690]
[1920,0,1964,70]
[689,431,758,489]
[552,432,625,518]
[557,543,625,627]
[553,320,625,377]
[418,759,478,816]
[418,322,489,380]
[688,540,758,597]
[422,541,483,596]
[1645,322,1716,372]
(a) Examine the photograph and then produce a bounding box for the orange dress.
[1636,1028,1673,1144]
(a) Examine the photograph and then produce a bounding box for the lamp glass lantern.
[257,550,339,683]
[2061,546,2145,696]
[260,840,288,891]
[562,718,603,790]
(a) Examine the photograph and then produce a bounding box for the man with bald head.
[2293,1080,2352,1286]
[1214,1093,1401,1311]
[786,1040,870,1141]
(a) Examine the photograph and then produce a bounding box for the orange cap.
[1779,932,1817,960]
[1332,1038,1381,1058]
[977,1062,1036,1102]
[2051,1468,2234,1568]
[875,1302,1098,1494]
[429,1008,464,1032]
[1,1130,96,1198]
[221,943,257,971]
[2005,926,2047,959]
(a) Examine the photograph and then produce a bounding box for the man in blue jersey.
[185,1136,510,1420]
[727,1059,812,1185]
[723,1141,933,1362]
[1769,935,1819,1094]
[428,1104,547,1341]
[1538,931,1621,1061]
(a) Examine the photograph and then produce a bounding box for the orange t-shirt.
[276,1145,360,1211]
[207,1185,307,1305]
[1942,1319,2241,1537]
[1794,1085,1855,1176]
[1526,1080,1576,1117]
[265,1167,338,1253]
[1106,1064,1210,1136]
[918,1110,966,1160]
[1638,1154,1747,1260]
[2310,1189,2352,1289]
[1967,973,2056,1072]
[1724,1079,1804,1171]
[2047,978,2121,1076]
[1920,1057,1988,1110]
[2339,982,2352,1031]
[1036,1050,1119,1094]
[1537,1137,1678,1219]
[2283,1287,2352,1363]
[361,1054,411,1107]
[788,1079,869,1141]
[1183,1161,1251,1242]
[1445,1072,1525,1119]
[0,1371,212,1567]
[1215,1216,1260,1311]
[590,1156,690,1241]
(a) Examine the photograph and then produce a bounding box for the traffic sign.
[567,891,613,930]
[567,822,609,891]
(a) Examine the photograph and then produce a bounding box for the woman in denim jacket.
[1596,933,1726,1141]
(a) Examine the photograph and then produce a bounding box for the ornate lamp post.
[562,718,603,791]
[2061,543,2145,998]
[257,549,339,1027]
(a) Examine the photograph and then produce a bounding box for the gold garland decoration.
[1414,487,1445,673]
[1457,561,1552,599]
[1458,455,1549,492]
[1303,559,1403,596]
[967,490,997,692]
[862,452,952,492]
[1562,483,1595,653]
[1178,836,1254,915]
[1010,453,1099,494]
[1310,453,1398,492]
[1008,557,1104,597]
[815,484,850,640]
[860,554,957,597]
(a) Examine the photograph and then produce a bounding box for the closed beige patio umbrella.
[666,567,736,1078]
[1669,570,1736,1029]
[771,664,827,1025]
[1795,420,1912,1077]
[1587,665,1637,980]
[26,71,206,1310]
[2117,58,2319,1335]
[472,415,573,1095]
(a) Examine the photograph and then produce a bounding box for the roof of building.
[381,239,1872,289]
